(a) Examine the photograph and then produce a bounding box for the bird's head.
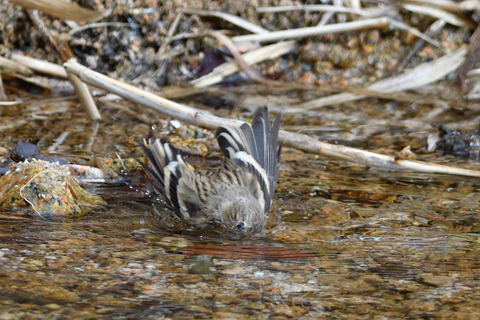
[218,192,266,234]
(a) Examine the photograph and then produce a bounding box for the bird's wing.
[215,107,282,212]
[141,138,201,220]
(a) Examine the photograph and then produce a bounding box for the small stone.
[418,273,455,287]
[220,265,246,275]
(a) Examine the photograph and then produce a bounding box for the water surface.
[1,91,479,319]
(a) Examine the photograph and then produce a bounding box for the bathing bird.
[141,107,281,234]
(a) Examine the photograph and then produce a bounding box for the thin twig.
[258,4,361,14]
[317,10,334,26]
[395,0,461,12]
[232,17,390,43]
[47,131,70,153]
[27,9,70,61]
[257,5,440,46]
[396,19,447,72]
[402,3,473,28]
[190,41,296,87]
[207,31,277,85]
[153,12,184,79]
[388,19,440,47]
[68,22,138,37]
[169,31,215,42]
[258,4,394,17]
[85,122,99,153]
[0,100,24,106]
[182,9,270,34]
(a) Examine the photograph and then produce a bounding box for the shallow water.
[1,91,479,319]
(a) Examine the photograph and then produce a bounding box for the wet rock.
[0,159,106,217]
[434,125,480,160]
[418,273,455,287]
[188,255,213,274]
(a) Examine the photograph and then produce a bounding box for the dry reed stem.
[66,69,101,121]
[232,17,390,43]
[64,59,480,178]
[181,9,270,34]
[10,54,67,78]
[8,0,101,23]
[0,56,33,76]
[190,41,296,87]
[294,48,466,111]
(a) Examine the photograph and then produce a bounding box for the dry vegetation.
[1,0,480,174]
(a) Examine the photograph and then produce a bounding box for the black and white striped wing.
[215,107,282,212]
[141,138,191,218]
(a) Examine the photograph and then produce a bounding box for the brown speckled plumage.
[141,107,281,234]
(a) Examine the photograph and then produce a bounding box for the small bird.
[141,107,281,234]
